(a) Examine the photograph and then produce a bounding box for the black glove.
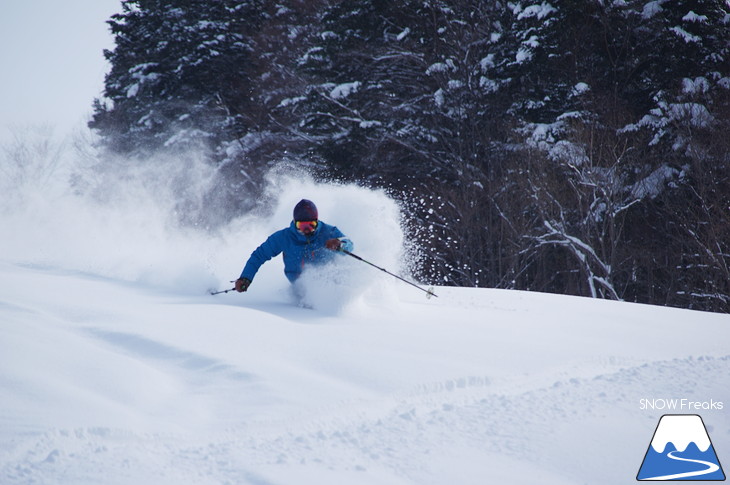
[235,277,251,292]
[325,238,343,251]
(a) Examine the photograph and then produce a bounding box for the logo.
[637,414,725,481]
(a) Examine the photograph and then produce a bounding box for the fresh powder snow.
[1,141,729,485]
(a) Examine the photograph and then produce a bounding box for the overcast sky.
[0,1,121,143]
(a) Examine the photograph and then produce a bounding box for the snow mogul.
[234,199,353,292]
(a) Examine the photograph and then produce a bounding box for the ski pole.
[339,249,437,298]
[210,280,237,295]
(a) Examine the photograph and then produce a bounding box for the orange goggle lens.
[295,220,318,231]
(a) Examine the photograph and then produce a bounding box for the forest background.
[86,0,730,312]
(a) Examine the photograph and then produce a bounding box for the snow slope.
[1,144,729,484]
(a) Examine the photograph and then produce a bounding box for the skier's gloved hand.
[325,238,343,251]
[235,277,251,292]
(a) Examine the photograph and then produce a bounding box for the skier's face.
[296,220,318,235]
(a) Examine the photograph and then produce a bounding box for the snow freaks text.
[639,399,724,411]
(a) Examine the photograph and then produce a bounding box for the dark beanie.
[293,199,318,221]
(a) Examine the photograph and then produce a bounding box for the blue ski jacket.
[240,221,353,283]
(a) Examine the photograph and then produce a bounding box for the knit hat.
[293,199,318,221]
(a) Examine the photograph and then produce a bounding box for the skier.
[234,199,354,292]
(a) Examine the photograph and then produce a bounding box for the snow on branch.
[532,220,620,300]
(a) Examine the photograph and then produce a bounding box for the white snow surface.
[1,143,730,485]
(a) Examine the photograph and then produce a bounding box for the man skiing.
[234,199,353,292]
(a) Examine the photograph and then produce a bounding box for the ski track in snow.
[1,262,729,485]
[1,129,728,484]
[3,355,729,485]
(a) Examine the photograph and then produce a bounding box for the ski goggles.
[295,220,318,232]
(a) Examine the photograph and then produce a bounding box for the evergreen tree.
[500,0,730,309]
[288,0,440,179]
[90,0,263,156]
[88,0,730,310]
[623,0,730,310]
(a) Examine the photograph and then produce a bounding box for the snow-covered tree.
[89,0,730,310]
[495,0,730,309]
[285,0,436,179]
[91,0,263,156]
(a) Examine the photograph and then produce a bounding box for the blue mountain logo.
[637,414,725,481]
